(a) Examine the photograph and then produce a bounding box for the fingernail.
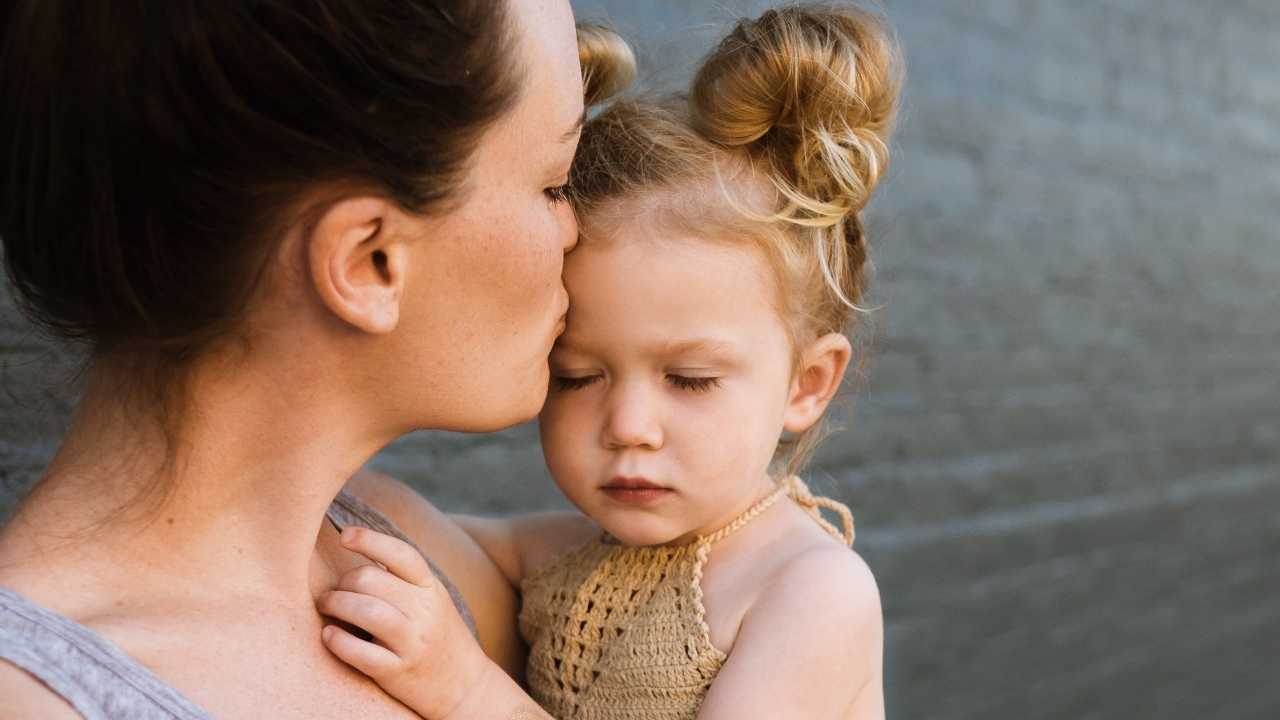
[322,625,334,642]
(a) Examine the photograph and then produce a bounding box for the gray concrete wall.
[3,1,1279,718]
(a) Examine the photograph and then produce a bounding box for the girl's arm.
[697,547,885,720]
[451,510,600,587]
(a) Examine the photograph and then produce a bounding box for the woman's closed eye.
[667,375,721,393]
[544,183,570,204]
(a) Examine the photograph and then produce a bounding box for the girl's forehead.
[559,232,788,350]
[577,166,777,237]
[566,224,763,277]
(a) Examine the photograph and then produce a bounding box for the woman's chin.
[441,404,544,434]
[429,365,551,433]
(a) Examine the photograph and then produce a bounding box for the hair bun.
[690,4,902,215]
[577,24,636,107]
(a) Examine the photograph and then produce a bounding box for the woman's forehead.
[507,0,584,131]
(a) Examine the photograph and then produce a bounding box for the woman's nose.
[602,383,663,450]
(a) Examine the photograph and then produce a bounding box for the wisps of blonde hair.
[569,4,903,476]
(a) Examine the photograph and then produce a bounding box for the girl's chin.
[599,520,692,548]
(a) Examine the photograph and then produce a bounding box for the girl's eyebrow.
[554,337,738,359]
[653,338,738,358]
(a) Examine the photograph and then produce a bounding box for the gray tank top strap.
[326,488,477,637]
[0,586,212,719]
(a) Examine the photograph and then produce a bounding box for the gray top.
[0,489,475,719]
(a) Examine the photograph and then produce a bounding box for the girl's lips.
[600,486,674,505]
[601,477,673,505]
[605,476,664,489]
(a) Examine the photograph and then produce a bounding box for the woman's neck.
[0,349,392,609]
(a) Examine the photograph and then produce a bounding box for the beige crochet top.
[518,476,855,720]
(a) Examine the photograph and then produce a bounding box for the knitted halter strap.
[698,475,856,548]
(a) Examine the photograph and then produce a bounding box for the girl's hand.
[317,527,492,719]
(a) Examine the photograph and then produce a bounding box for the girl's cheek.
[543,399,590,449]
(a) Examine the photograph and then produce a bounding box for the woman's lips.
[550,293,569,340]
[600,477,674,505]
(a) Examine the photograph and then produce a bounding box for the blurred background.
[3,1,1278,717]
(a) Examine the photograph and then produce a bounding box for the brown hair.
[1,0,519,370]
[0,1,632,515]
[569,4,903,476]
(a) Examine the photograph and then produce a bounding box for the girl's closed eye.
[552,374,599,391]
[667,374,721,393]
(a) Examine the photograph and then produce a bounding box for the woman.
[0,0,628,716]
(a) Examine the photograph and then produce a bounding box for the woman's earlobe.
[783,333,853,433]
[307,197,406,335]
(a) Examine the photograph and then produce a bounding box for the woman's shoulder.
[0,662,83,719]
[342,468,513,575]
[341,469,525,678]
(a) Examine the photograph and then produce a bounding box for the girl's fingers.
[321,624,400,679]
[336,563,429,618]
[318,590,410,649]
[340,527,434,587]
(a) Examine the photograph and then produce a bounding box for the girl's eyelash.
[552,375,598,391]
[668,375,721,393]
[553,375,719,393]
[544,183,570,203]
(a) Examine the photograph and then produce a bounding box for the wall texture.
[3,1,1278,718]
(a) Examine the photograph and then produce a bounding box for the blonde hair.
[569,4,903,476]
[577,23,637,107]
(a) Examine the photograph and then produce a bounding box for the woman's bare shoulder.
[341,466,507,583]
[342,468,524,677]
[343,468,452,533]
[0,661,83,719]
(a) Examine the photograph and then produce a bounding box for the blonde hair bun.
[690,4,902,216]
[578,23,637,107]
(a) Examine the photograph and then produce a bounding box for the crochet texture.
[519,476,854,719]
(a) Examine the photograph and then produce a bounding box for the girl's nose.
[602,383,663,451]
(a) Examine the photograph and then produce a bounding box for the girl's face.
[539,223,797,546]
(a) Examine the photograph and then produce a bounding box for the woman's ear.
[306,197,409,334]
[783,333,853,433]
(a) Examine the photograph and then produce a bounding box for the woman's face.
[391,0,584,433]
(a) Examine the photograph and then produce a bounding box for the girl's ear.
[783,333,853,433]
[306,197,410,334]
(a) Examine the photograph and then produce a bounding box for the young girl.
[317,5,902,718]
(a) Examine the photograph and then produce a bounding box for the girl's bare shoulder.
[510,511,602,580]
[699,508,885,718]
